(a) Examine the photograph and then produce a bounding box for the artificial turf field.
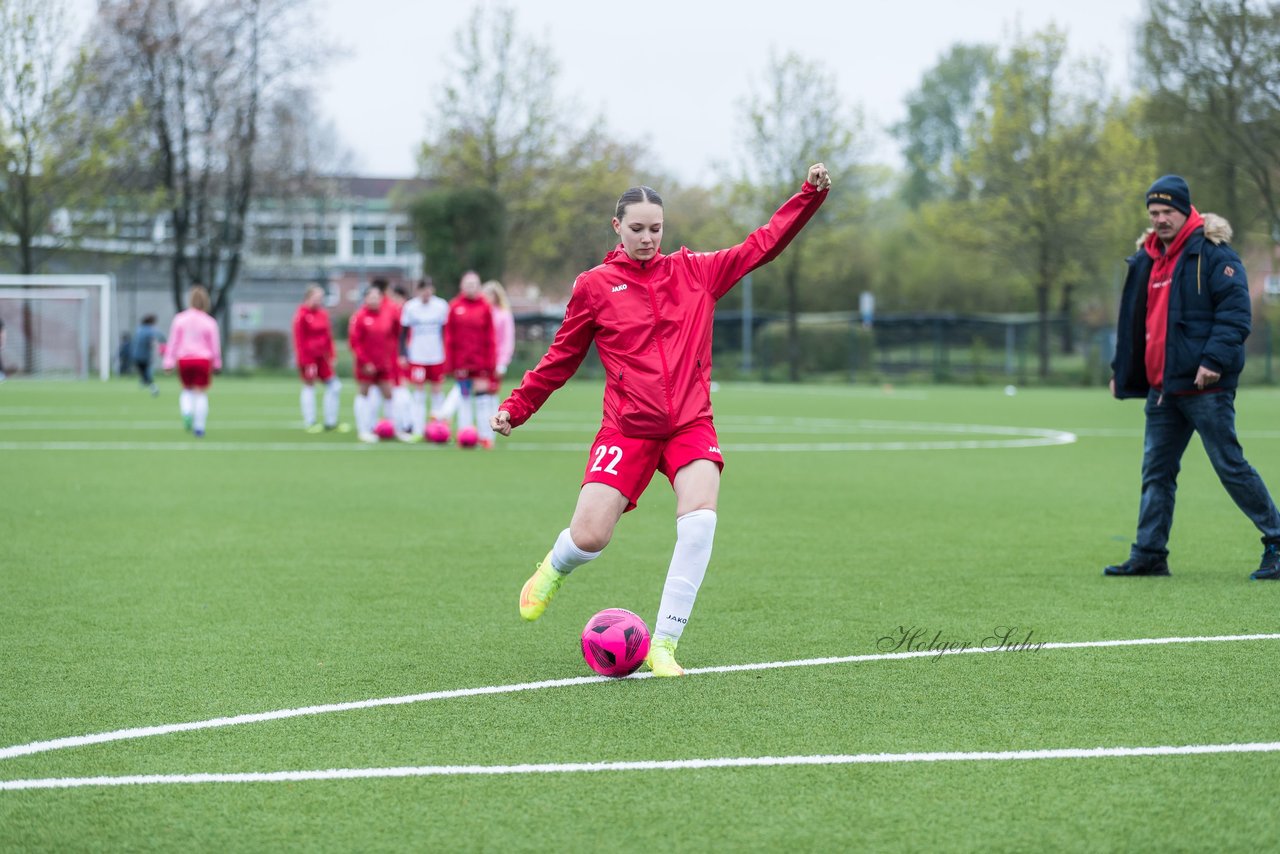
[1,376,1278,852]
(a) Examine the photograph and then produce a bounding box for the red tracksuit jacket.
[292,305,334,364]
[444,294,496,374]
[501,179,828,438]
[349,301,400,371]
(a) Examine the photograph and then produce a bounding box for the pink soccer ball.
[581,608,651,677]
[425,420,451,444]
[373,419,396,440]
[456,425,479,448]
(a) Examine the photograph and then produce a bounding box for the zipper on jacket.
[644,283,675,432]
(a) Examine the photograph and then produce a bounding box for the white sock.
[457,392,474,430]
[323,378,342,427]
[354,392,371,434]
[180,390,194,419]
[654,509,717,642]
[476,394,495,440]
[368,386,384,422]
[392,386,412,432]
[300,386,317,427]
[411,389,427,435]
[193,392,209,433]
[549,528,602,576]
[438,384,461,420]
[429,389,445,420]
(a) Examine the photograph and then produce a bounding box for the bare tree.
[0,0,135,270]
[89,0,322,318]
[0,0,132,370]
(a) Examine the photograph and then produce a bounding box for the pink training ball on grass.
[581,608,651,677]
[425,421,451,444]
[456,425,479,448]
[373,419,396,440]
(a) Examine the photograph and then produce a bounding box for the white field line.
[0,420,1078,453]
[2,633,1276,765]
[6,741,1280,791]
[0,441,394,452]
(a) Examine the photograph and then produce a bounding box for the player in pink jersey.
[479,279,515,449]
[163,284,222,438]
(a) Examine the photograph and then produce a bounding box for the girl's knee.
[569,524,612,553]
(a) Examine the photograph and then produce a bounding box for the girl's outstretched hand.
[491,409,513,437]
[807,163,832,192]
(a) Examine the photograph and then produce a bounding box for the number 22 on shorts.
[590,444,623,475]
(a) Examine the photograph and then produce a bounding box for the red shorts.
[298,358,335,383]
[581,417,724,512]
[177,358,212,389]
[408,362,446,385]
[355,361,395,385]
[454,368,496,393]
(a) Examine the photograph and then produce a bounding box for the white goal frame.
[0,274,114,380]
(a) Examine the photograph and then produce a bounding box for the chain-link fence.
[510,308,1277,387]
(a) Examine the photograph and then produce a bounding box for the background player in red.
[348,280,401,443]
[292,283,346,433]
[443,270,497,447]
[492,162,831,676]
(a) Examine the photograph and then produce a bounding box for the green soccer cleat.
[645,637,685,677]
[305,423,324,434]
[519,552,565,621]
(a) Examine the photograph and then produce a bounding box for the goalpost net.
[0,275,114,381]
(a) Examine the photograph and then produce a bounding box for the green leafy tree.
[0,0,132,273]
[409,187,506,291]
[417,3,652,293]
[0,0,136,371]
[1138,0,1280,242]
[531,129,656,288]
[962,28,1148,376]
[893,43,997,209]
[734,50,864,381]
[417,3,558,284]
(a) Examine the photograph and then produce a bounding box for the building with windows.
[0,176,431,374]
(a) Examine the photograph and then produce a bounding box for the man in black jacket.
[1106,174,1280,580]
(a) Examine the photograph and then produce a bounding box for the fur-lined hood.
[1135,212,1232,249]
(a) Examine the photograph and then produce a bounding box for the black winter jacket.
[1111,214,1250,399]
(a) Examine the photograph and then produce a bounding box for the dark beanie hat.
[1146,175,1192,216]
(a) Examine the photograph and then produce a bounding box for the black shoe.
[1103,557,1170,577]
[1251,543,1280,580]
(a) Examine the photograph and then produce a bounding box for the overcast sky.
[313,0,1148,183]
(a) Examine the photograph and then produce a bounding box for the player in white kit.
[399,277,451,437]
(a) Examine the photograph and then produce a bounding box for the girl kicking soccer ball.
[492,162,831,676]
